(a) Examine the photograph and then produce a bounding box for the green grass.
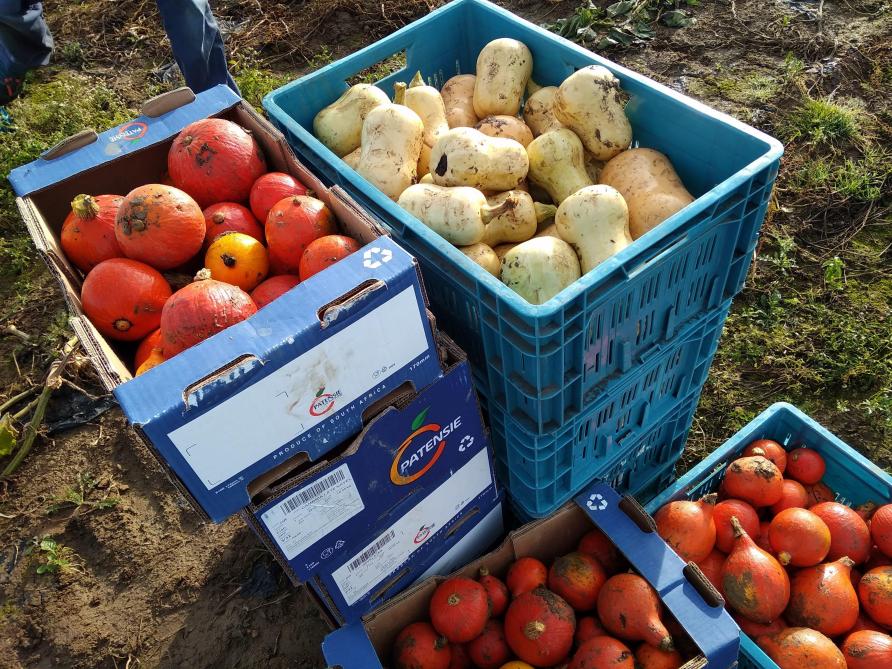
[26,537,81,575]
[46,472,120,515]
[715,73,782,105]
[347,52,407,86]
[782,97,863,144]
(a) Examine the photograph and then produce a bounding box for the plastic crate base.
[263,0,783,437]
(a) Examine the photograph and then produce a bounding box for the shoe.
[1,76,24,106]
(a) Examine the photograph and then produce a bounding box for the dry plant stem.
[2,337,79,477]
[0,386,39,414]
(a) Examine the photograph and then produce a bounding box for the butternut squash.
[460,243,500,276]
[430,127,528,192]
[397,183,511,246]
[357,104,424,201]
[523,86,564,137]
[556,185,632,274]
[475,115,534,148]
[313,84,390,157]
[473,38,533,117]
[526,129,593,204]
[501,237,581,305]
[441,74,478,128]
[481,190,556,247]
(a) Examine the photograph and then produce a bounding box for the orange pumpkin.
[299,234,361,281]
[160,270,257,356]
[115,184,205,270]
[250,275,301,309]
[136,348,165,376]
[250,171,310,223]
[204,232,269,292]
[134,329,163,370]
[81,258,172,341]
[167,118,266,207]
[265,195,337,275]
[202,202,264,248]
[60,193,124,272]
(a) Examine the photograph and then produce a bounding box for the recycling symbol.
[363,247,393,269]
[586,493,608,511]
[459,435,474,452]
[334,539,345,550]
[321,547,334,559]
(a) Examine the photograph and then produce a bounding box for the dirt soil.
[0,0,890,667]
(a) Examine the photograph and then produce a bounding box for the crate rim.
[646,401,892,514]
[262,0,784,321]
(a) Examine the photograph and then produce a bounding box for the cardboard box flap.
[114,236,415,426]
[9,85,240,197]
[576,483,685,595]
[661,578,740,669]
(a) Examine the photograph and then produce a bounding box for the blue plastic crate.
[263,0,782,435]
[645,402,892,669]
[477,302,728,518]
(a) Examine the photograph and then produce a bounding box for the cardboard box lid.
[9,86,240,197]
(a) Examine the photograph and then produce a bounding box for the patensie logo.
[309,385,342,417]
[108,121,148,143]
[390,407,462,485]
[414,523,434,544]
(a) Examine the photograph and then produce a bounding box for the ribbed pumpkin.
[577,528,625,575]
[265,195,337,275]
[859,566,892,628]
[134,328,163,370]
[202,202,264,248]
[81,258,172,341]
[787,557,859,636]
[771,479,809,515]
[786,447,826,485]
[811,502,872,564]
[507,557,548,597]
[569,636,634,669]
[467,619,510,669]
[504,588,576,667]
[299,234,361,281]
[871,505,892,558]
[714,499,760,554]
[61,194,124,272]
[547,552,607,612]
[167,118,266,207]
[722,456,784,507]
[250,275,301,309]
[596,574,673,650]
[160,270,257,356]
[393,621,451,669]
[115,184,205,270]
[757,628,845,669]
[721,516,790,624]
[429,577,490,644]
[204,232,269,292]
[842,630,892,669]
[654,493,717,562]
[250,171,310,223]
[743,439,787,473]
[478,568,509,618]
[768,507,831,567]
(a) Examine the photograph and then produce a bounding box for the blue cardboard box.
[323,483,739,669]
[244,343,502,624]
[10,86,443,522]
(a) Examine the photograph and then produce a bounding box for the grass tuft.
[782,97,862,145]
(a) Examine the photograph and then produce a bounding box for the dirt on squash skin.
[2,0,891,668]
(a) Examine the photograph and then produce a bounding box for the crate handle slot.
[619,494,656,533]
[41,129,98,160]
[683,562,725,608]
[626,232,689,279]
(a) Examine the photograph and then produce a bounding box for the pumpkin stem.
[409,71,425,88]
[750,447,766,458]
[434,635,448,650]
[447,593,461,607]
[701,492,718,506]
[778,551,792,566]
[481,197,516,224]
[212,212,226,224]
[71,194,100,219]
[194,268,213,282]
[479,567,490,578]
[113,318,132,332]
[393,81,407,105]
[838,556,856,568]
[730,515,746,538]
[658,635,675,651]
[524,620,545,640]
[221,253,237,268]
[534,202,557,223]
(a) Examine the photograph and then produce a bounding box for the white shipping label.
[167,287,429,489]
[261,464,364,561]
[331,449,493,606]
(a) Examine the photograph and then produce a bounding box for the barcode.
[279,468,347,514]
[348,530,396,572]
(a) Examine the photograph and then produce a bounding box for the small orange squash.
[265,195,337,275]
[574,617,607,647]
[721,516,790,624]
[478,567,509,618]
[786,556,859,636]
[654,493,717,562]
[597,574,673,650]
[134,328,163,370]
[547,552,607,612]
[393,621,451,669]
[202,202,264,248]
[743,439,787,473]
[250,171,310,223]
[722,456,784,507]
[859,566,892,628]
[467,619,511,669]
[841,630,892,669]
[756,627,845,669]
[577,528,625,574]
[714,499,760,554]
[786,447,826,485]
[429,577,490,644]
[81,258,172,341]
[504,588,576,667]
[507,557,548,597]
[136,348,165,376]
[870,504,892,558]
[61,194,125,272]
[568,636,634,669]
[633,644,683,669]
[204,232,269,292]
[811,502,872,564]
[299,234,361,281]
[768,507,831,567]
[771,479,809,515]
[250,275,300,309]
[115,184,205,270]
[696,550,726,597]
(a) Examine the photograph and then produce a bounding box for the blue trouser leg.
[154,0,239,95]
[0,1,54,76]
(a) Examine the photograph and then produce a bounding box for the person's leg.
[154,0,239,95]
[0,1,54,104]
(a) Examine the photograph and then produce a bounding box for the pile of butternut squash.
[313,39,696,305]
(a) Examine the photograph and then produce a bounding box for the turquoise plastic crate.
[475,302,728,518]
[645,402,892,669]
[263,0,783,436]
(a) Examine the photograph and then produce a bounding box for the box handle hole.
[619,494,656,533]
[684,562,725,608]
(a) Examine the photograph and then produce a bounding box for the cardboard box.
[244,339,501,624]
[323,483,740,669]
[10,86,443,522]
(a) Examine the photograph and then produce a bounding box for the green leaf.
[0,414,17,457]
[36,564,48,574]
[662,10,692,27]
[411,407,430,432]
[315,386,325,398]
[607,0,636,17]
